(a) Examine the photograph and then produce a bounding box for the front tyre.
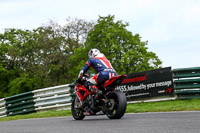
[106,90,127,119]
[71,96,85,120]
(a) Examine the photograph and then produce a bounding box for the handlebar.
[74,74,90,85]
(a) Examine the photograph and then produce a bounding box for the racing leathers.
[79,53,117,93]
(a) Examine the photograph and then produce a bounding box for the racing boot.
[89,85,102,99]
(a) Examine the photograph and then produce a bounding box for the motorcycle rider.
[78,48,117,98]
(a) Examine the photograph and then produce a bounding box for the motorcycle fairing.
[75,84,92,102]
[104,75,126,89]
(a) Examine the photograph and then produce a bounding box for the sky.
[0,0,200,69]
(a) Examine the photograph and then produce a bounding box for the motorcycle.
[71,74,127,120]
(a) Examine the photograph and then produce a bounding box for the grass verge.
[126,99,200,113]
[0,99,200,121]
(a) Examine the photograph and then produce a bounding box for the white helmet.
[88,48,100,58]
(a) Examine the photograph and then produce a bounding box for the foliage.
[0,18,94,98]
[0,15,162,98]
[85,15,162,74]
[0,63,10,97]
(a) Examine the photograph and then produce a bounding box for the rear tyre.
[106,90,127,119]
[71,97,85,120]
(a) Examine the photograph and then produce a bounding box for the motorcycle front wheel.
[71,96,85,120]
[106,90,127,119]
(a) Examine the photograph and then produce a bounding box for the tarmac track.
[0,111,200,133]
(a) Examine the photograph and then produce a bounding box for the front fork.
[75,93,83,108]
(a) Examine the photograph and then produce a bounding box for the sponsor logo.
[122,75,146,84]
[158,88,173,93]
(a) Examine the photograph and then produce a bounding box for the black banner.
[116,67,174,101]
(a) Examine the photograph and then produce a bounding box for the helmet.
[88,49,100,58]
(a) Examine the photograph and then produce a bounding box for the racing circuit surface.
[0,111,200,133]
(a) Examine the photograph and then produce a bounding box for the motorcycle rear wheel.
[106,90,127,119]
[71,96,85,120]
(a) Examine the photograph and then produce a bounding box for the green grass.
[126,99,200,113]
[0,110,72,122]
[1,99,200,121]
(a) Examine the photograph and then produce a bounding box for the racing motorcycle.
[71,74,127,120]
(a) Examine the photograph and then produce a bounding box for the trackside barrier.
[33,84,74,112]
[3,66,200,117]
[0,98,7,117]
[173,67,200,99]
[0,84,75,117]
[4,92,36,116]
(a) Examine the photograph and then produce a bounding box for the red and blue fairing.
[104,75,127,90]
[75,84,92,102]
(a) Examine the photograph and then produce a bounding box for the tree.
[85,15,162,74]
[0,63,9,97]
[0,18,94,98]
[0,15,162,98]
[35,18,94,85]
[0,28,43,97]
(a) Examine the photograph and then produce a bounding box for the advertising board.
[116,67,174,101]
